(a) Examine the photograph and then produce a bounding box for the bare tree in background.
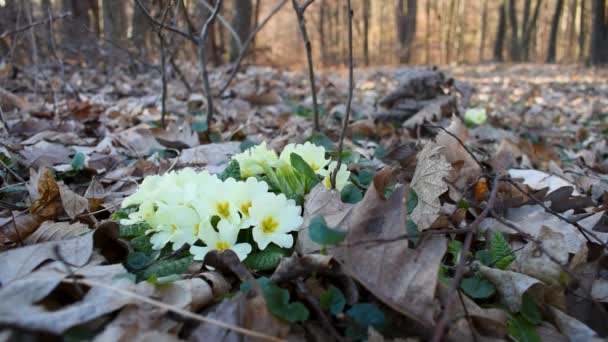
[478,0,488,62]
[493,0,507,62]
[362,0,371,66]
[546,0,564,63]
[590,0,608,65]
[103,0,128,46]
[231,0,252,62]
[132,0,153,60]
[396,0,417,63]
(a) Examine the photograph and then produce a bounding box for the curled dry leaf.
[58,182,89,219]
[29,167,64,219]
[509,169,580,195]
[24,220,90,244]
[476,263,545,312]
[0,211,42,244]
[549,306,605,342]
[410,142,452,231]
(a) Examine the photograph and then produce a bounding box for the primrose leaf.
[256,277,309,322]
[138,256,193,281]
[320,286,346,315]
[119,222,151,238]
[520,294,542,325]
[240,140,256,151]
[290,153,318,183]
[406,219,419,245]
[490,232,515,269]
[126,252,151,270]
[306,132,334,151]
[190,121,208,132]
[243,245,289,271]
[406,188,418,214]
[460,273,496,299]
[130,235,154,254]
[447,240,463,265]
[355,169,375,187]
[309,215,346,246]
[71,152,85,171]
[219,160,241,181]
[341,183,363,204]
[508,314,541,342]
[346,303,386,340]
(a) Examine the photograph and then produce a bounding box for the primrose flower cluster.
[120,169,303,261]
[232,141,351,192]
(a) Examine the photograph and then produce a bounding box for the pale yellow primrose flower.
[280,142,329,174]
[249,193,303,250]
[120,200,155,225]
[146,204,200,250]
[232,142,278,178]
[121,175,164,208]
[231,177,270,227]
[189,219,252,261]
[204,177,241,224]
[320,161,351,191]
[464,107,487,126]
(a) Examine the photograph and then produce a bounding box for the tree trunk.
[566,0,577,61]
[578,0,586,61]
[546,0,564,63]
[102,0,128,45]
[230,0,252,62]
[132,0,153,60]
[318,0,328,66]
[444,0,456,63]
[521,0,542,61]
[493,0,507,62]
[396,0,417,63]
[590,0,608,64]
[478,0,488,62]
[508,0,519,61]
[362,0,371,66]
[62,0,94,46]
[426,0,432,64]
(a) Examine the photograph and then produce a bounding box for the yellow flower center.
[260,216,279,234]
[194,223,200,237]
[170,224,177,234]
[143,211,153,218]
[240,201,252,216]
[215,241,230,251]
[216,202,231,219]
[310,163,319,171]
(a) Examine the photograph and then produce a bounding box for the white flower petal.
[190,245,211,260]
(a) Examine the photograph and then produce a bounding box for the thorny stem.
[431,175,500,342]
[199,0,222,132]
[331,0,354,189]
[218,0,288,96]
[292,0,320,132]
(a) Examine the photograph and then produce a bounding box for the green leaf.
[406,219,419,245]
[71,152,85,171]
[240,140,256,151]
[290,153,318,183]
[457,199,469,209]
[355,169,375,187]
[112,206,138,220]
[320,286,346,315]
[346,303,386,340]
[521,294,542,325]
[406,188,418,215]
[447,240,463,265]
[139,256,193,280]
[306,132,334,151]
[190,121,208,132]
[476,250,493,266]
[147,274,183,285]
[130,235,154,254]
[374,146,387,158]
[242,245,289,271]
[0,184,26,194]
[461,273,496,299]
[126,252,152,270]
[219,160,241,181]
[490,232,515,270]
[256,277,309,322]
[508,314,541,342]
[119,222,151,238]
[341,183,363,204]
[309,215,346,246]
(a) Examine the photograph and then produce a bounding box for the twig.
[157,2,174,129]
[218,0,288,96]
[10,211,23,247]
[134,0,197,44]
[200,0,243,51]
[295,279,345,342]
[331,0,354,189]
[292,0,320,132]
[60,277,285,342]
[0,158,24,183]
[423,122,485,171]
[199,0,222,131]
[506,179,608,251]
[457,290,479,342]
[431,175,500,342]
[0,12,71,39]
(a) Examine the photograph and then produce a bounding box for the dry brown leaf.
[410,142,452,231]
[177,142,241,172]
[402,95,455,129]
[549,306,604,342]
[58,182,89,219]
[0,87,26,111]
[477,263,545,312]
[20,141,73,168]
[24,220,90,244]
[435,116,482,188]
[0,211,42,244]
[29,168,64,219]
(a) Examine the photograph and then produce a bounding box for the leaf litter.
[0,63,606,341]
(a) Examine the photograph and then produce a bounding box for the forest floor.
[0,63,606,341]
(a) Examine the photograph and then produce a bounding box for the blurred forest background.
[1,0,607,71]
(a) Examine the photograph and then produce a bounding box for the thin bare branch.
[431,175,501,342]
[292,0,320,132]
[218,0,288,96]
[199,0,222,131]
[200,0,243,51]
[0,12,71,39]
[134,0,198,44]
[331,0,354,189]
